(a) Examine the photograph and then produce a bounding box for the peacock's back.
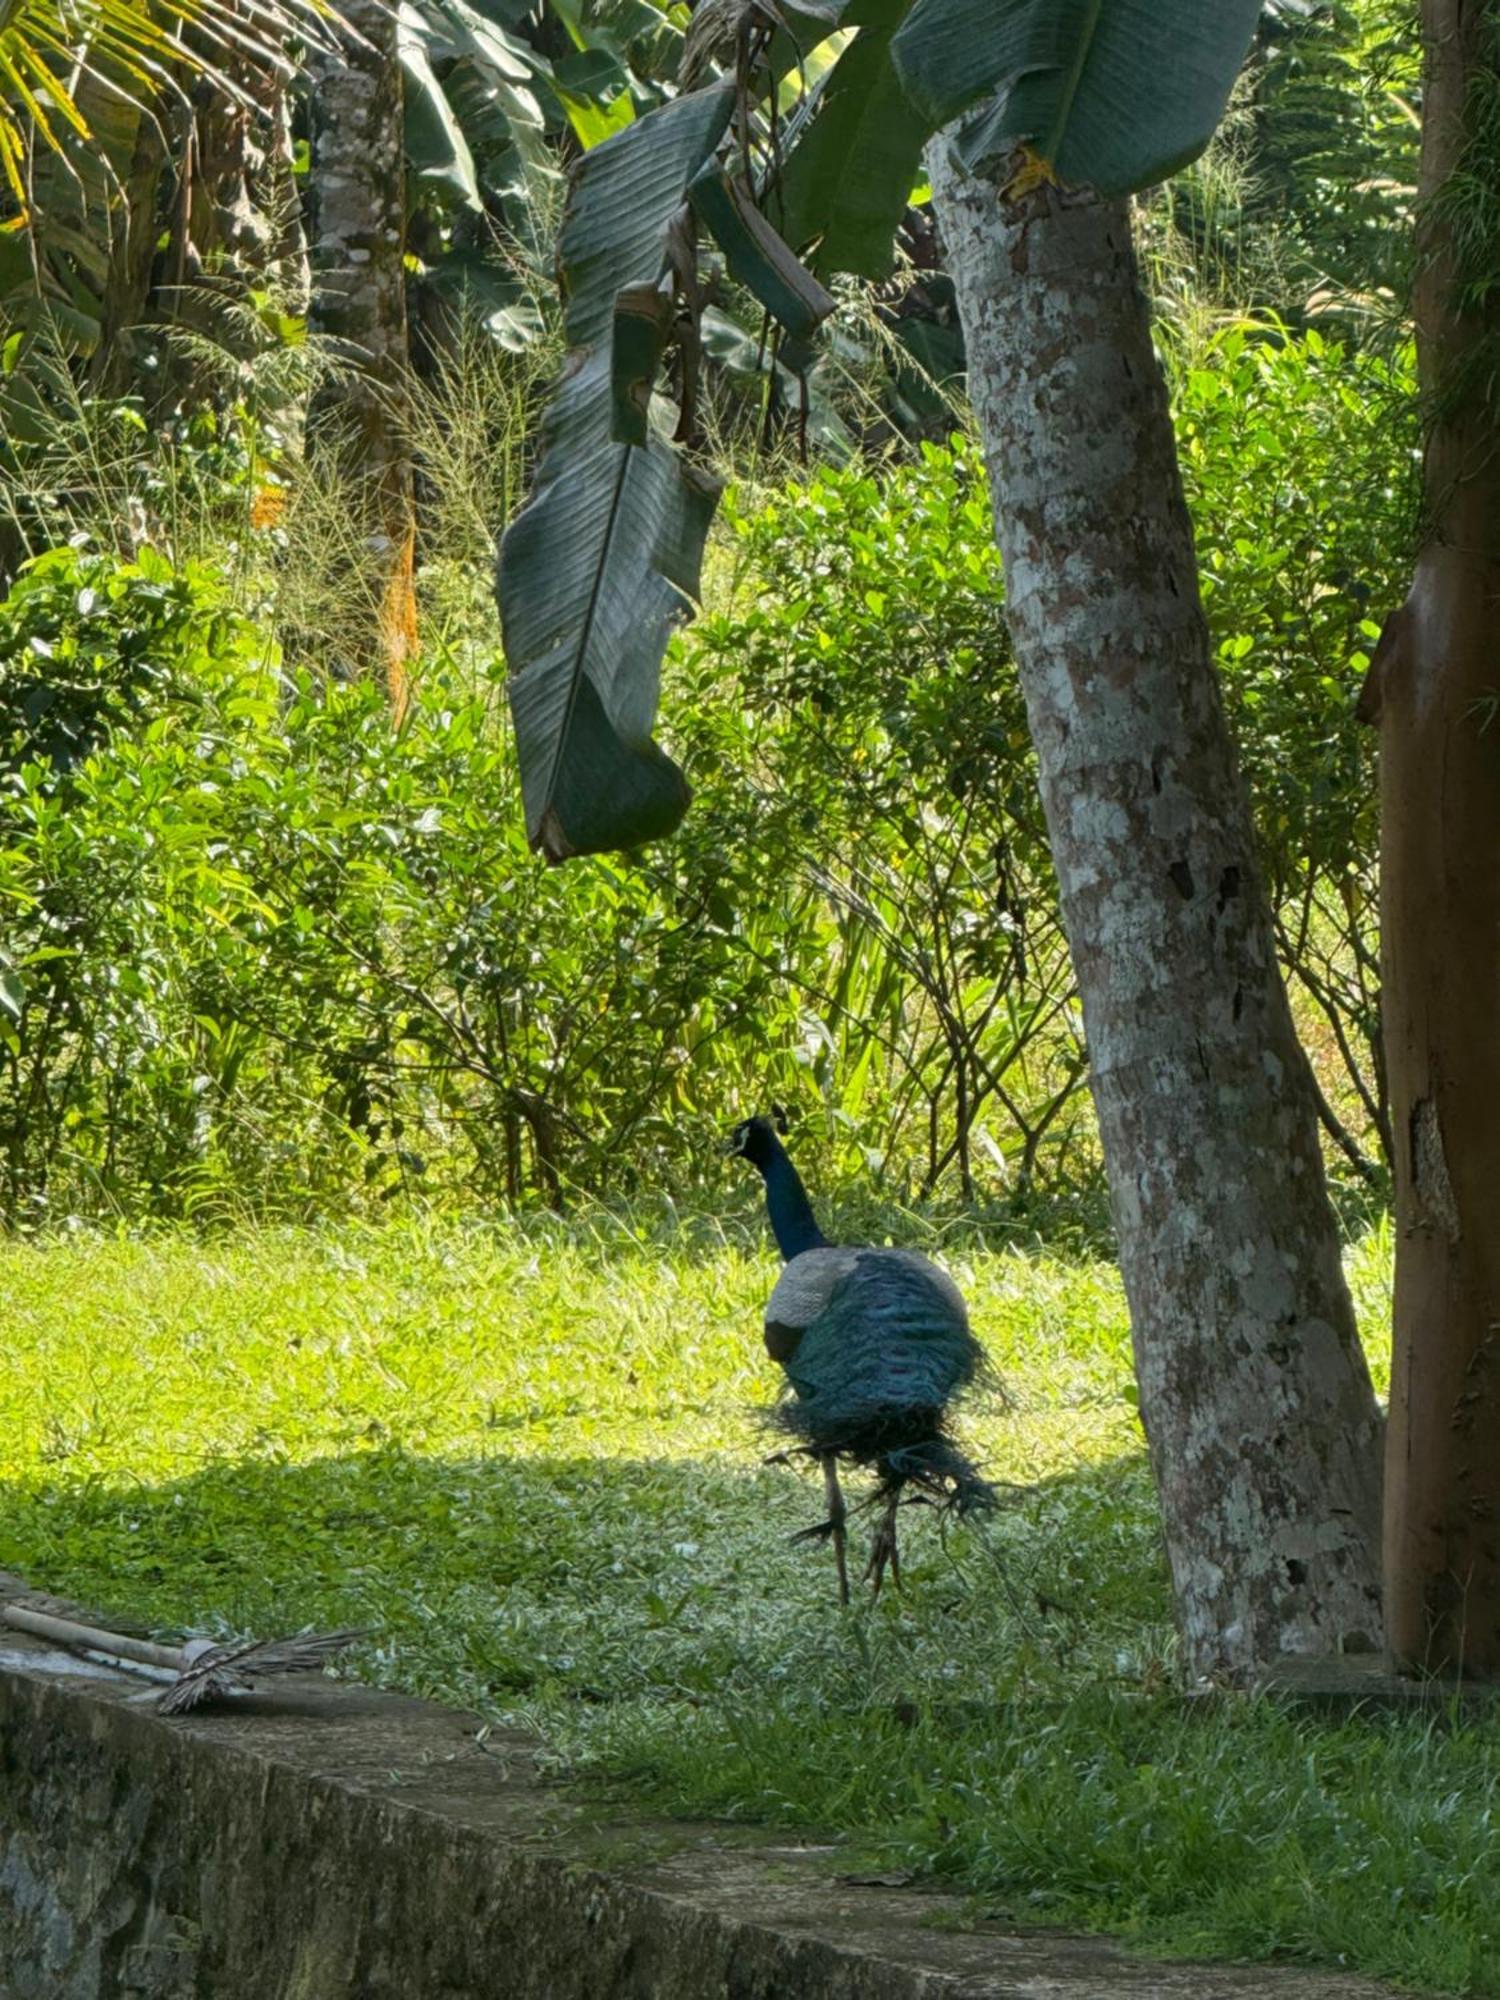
[764,1247,983,1457]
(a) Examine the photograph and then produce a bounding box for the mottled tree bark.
[1369,1,1500,1676]
[307,2,416,716]
[927,146,1384,1680]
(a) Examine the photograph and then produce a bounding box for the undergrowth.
[3,1214,1491,1994]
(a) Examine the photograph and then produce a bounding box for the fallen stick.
[1,1602,364,1714]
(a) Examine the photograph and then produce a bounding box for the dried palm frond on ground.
[0,1601,363,1714]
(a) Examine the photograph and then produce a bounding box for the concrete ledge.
[0,1612,1406,1998]
[1253,1652,1500,1712]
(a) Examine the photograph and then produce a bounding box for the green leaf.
[554,52,638,149]
[556,46,632,98]
[548,0,590,49]
[776,0,928,279]
[557,86,638,149]
[890,0,1262,195]
[497,85,735,860]
[689,166,835,338]
[400,4,484,210]
[767,0,855,73]
[427,0,554,176]
[424,246,546,350]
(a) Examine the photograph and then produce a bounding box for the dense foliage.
[0,328,1413,1224]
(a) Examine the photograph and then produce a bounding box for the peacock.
[726,1112,994,1601]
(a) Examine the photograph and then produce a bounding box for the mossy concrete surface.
[0,1611,1405,1999]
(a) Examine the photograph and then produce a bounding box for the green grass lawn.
[2,1211,1495,1995]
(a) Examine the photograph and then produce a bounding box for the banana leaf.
[775,0,926,280]
[891,0,1262,192]
[497,83,734,860]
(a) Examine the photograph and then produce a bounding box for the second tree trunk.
[1372,0,1500,1677]
[928,149,1384,1680]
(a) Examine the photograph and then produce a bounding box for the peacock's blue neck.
[757,1140,828,1261]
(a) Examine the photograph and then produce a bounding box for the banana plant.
[499,0,1263,859]
[397,0,690,351]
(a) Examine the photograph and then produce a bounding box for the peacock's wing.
[766,1248,983,1444]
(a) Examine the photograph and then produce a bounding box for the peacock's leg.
[865,1485,902,1597]
[789,1453,850,1604]
[823,1453,850,1605]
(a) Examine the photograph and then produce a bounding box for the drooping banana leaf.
[689,165,835,338]
[504,0,1264,863]
[890,0,1263,192]
[775,0,927,280]
[497,83,734,860]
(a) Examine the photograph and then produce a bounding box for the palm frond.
[0,0,343,212]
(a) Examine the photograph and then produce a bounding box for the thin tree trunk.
[1367,1,1500,1676]
[175,66,310,313]
[306,4,416,717]
[927,147,1384,1681]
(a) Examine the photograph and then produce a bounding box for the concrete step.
[0,1610,1409,2000]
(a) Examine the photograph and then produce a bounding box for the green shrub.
[0,555,796,1219]
[683,327,1416,1195]
[0,544,260,779]
[0,549,281,1218]
[0,328,1417,1224]
[677,437,1091,1203]
[1179,325,1416,1178]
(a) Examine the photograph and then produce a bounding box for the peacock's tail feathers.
[765,1398,995,1513]
[874,1435,996,1516]
[765,1391,933,1458]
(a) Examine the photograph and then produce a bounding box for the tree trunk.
[172,64,310,320]
[1370,1,1500,1676]
[306,4,416,717]
[927,146,1384,1681]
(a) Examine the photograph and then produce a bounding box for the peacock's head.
[723,1107,787,1166]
